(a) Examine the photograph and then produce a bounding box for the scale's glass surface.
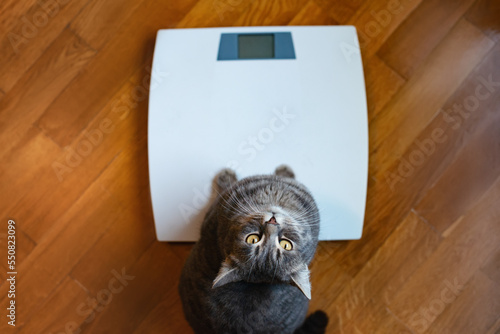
[148,26,368,242]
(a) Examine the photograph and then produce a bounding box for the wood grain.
[311,0,364,24]
[370,19,494,179]
[481,245,500,285]
[414,111,500,233]
[466,0,500,42]
[425,272,500,334]
[363,55,405,121]
[0,0,90,92]
[81,242,182,333]
[0,178,121,330]
[388,175,500,332]
[0,28,96,161]
[323,211,439,331]
[0,0,498,333]
[36,0,198,147]
[288,1,339,26]
[0,227,35,283]
[17,276,90,334]
[378,0,476,79]
[382,43,500,197]
[347,0,423,58]
[69,0,148,51]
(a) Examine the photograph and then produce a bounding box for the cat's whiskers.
[228,189,255,217]
[248,196,263,216]
[217,187,253,218]
[213,187,241,214]
[287,206,322,223]
[240,194,261,217]
[285,209,319,222]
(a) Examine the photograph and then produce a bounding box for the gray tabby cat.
[179,166,328,333]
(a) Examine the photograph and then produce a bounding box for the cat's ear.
[215,169,238,193]
[290,263,311,300]
[274,165,295,179]
[212,258,241,289]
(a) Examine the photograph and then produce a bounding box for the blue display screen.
[217,32,296,61]
[238,34,274,59]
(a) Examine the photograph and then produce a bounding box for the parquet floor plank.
[0,0,91,92]
[234,0,310,26]
[309,246,352,311]
[324,180,413,277]
[414,110,500,233]
[425,272,500,334]
[382,43,500,197]
[466,0,500,42]
[131,292,190,334]
[378,0,476,79]
[0,227,35,283]
[0,28,96,161]
[347,0,423,58]
[80,242,183,334]
[481,245,500,285]
[288,0,339,25]
[363,55,406,122]
[0,129,61,219]
[0,0,36,32]
[35,0,198,147]
[371,19,494,179]
[336,41,499,286]
[17,276,90,334]
[486,318,500,334]
[387,175,500,333]
[354,299,413,334]
[324,211,439,330]
[177,0,261,27]
[311,0,364,24]
[0,177,123,330]
[52,57,156,297]
[69,138,156,296]
[69,0,149,51]
[20,57,153,243]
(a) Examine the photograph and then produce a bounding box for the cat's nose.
[266,217,278,225]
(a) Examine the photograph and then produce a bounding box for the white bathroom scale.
[148,26,368,242]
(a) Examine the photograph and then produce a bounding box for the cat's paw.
[275,165,295,179]
[215,168,237,192]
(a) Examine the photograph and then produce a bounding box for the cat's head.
[212,167,320,299]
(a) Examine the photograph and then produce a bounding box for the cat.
[179,165,328,333]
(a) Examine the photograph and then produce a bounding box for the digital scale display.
[217,32,296,60]
[238,34,274,59]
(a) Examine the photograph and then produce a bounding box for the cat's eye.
[246,234,261,244]
[279,239,293,251]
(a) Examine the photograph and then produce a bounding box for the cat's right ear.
[274,165,295,179]
[212,258,241,289]
[215,169,238,193]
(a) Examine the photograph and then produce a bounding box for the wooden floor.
[0,0,499,333]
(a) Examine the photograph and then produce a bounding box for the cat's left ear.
[212,258,241,289]
[290,263,311,300]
